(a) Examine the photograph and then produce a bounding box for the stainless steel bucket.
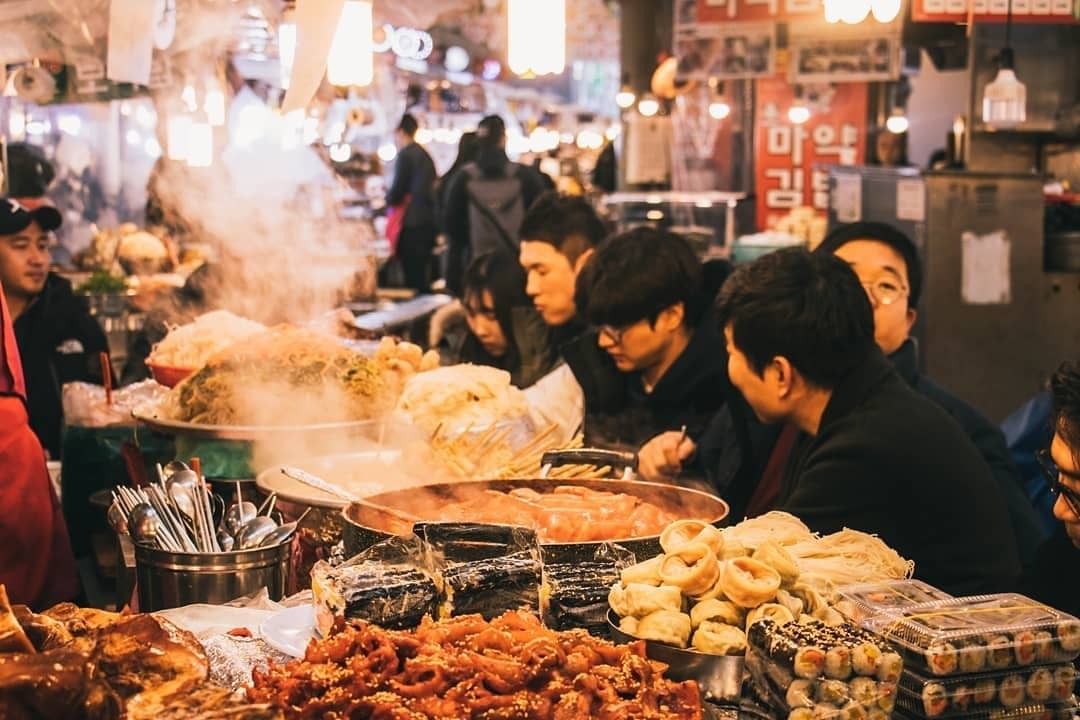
[134,542,290,611]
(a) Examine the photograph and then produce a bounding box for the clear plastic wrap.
[865,594,1080,677]
[417,522,543,621]
[836,580,954,624]
[897,663,1077,718]
[746,618,903,720]
[62,379,170,427]
[311,534,439,635]
[541,542,635,634]
[892,701,1078,720]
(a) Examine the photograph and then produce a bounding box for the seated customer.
[717,247,1020,595]
[0,198,111,458]
[569,228,734,456]
[437,251,557,389]
[817,222,1045,569]
[1020,361,1080,617]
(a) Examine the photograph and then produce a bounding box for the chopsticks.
[100,352,113,405]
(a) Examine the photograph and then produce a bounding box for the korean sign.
[754,78,867,229]
[696,0,821,23]
[912,0,1076,22]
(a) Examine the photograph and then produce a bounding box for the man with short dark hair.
[817,222,1045,569]
[571,227,735,452]
[1020,362,1080,617]
[717,247,1020,595]
[387,113,438,293]
[443,115,547,296]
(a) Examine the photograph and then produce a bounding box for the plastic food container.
[866,594,1080,678]
[897,663,1076,718]
[892,698,1078,720]
[836,580,954,623]
[746,619,904,720]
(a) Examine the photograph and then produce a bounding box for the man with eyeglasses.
[817,222,1045,569]
[1022,362,1080,617]
[568,227,750,477]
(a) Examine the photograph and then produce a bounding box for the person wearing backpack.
[442,115,548,297]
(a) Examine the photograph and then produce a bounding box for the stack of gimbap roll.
[863,593,1080,720]
[746,618,904,720]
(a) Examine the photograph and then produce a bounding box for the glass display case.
[600,191,751,257]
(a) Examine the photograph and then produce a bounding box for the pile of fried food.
[163,328,437,426]
[0,586,278,720]
[248,609,703,720]
[427,424,609,480]
[609,513,912,656]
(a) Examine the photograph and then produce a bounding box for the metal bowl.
[608,610,745,704]
[341,476,730,564]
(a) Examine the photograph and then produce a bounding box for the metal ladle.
[226,482,257,536]
[237,516,278,549]
[258,508,312,548]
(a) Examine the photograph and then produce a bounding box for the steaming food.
[432,485,686,543]
[163,325,393,425]
[396,364,530,434]
[148,310,266,369]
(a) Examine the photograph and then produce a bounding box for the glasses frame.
[861,279,909,307]
[1036,448,1080,517]
[598,324,628,345]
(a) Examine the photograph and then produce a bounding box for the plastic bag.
[542,542,636,634]
[62,379,169,428]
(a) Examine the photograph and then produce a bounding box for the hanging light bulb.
[788,86,810,124]
[871,0,903,22]
[824,0,842,22]
[616,86,636,109]
[709,80,731,120]
[886,107,909,134]
[638,94,660,117]
[507,0,565,76]
[840,0,871,23]
[981,0,1025,130]
[327,0,374,87]
[278,7,296,90]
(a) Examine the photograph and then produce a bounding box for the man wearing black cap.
[0,198,110,458]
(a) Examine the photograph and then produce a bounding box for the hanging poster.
[754,78,868,230]
[697,0,821,23]
[674,22,776,82]
[789,34,900,83]
[912,0,1076,23]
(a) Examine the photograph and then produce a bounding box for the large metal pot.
[341,449,729,564]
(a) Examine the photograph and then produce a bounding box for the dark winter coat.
[780,346,1022,596]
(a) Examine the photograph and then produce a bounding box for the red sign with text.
[754,78,867,230]
[912,0,1076,22]
[697,0,821,22]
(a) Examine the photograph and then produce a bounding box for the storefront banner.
[694,0,820,23]
[754,78,867,229]
[912,0,1076,22]
[789,33,900,83]
[674,21,776,82]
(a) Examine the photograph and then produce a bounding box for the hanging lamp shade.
[327,0,373,87]
[507,0,565,76]
[982,48,1026,129]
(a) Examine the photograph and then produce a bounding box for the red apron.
[0,285,80,609]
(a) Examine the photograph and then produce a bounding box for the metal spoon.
[226,500,258,536]
[217,529,236,552]
[166,469,199,519]
[107,502,129,535]
[129,503,175,550]
[237,516,278,549]
[258,508,311,548]
[164,460,190,476]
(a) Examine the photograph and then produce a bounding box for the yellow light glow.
[327,0,374,87]
[507,0,565,76]
[709,101,731,120]
[616,89,636,109]
[788,105,811,124]
[638,96,660,117]
[871,0,902,22]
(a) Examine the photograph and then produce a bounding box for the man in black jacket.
[571,228,734,455]
[717,247,1020,595]
[817,222,1045,569]
[1021,361,1080,617]
[0,198,110,458]
[386,114,438,293]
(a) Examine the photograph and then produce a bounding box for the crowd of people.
[3,113,1080,619]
